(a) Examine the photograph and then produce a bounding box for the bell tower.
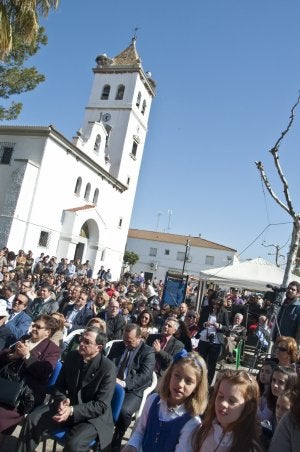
[81,38,156,186]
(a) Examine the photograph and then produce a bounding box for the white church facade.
[0,39,155,279]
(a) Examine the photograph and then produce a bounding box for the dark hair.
[40,283,53,292]
[136,309,154,327]
[257,359,277,395]
[124,323,141,337]
[288,281,300,292]
[267,366,298,412]
[290,376,300,424]
[36,314,59,336]
[84,326,107,347]
[5,281,18,294]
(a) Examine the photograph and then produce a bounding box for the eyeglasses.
[32,323,46,330]
[79,336,97,346]
[276,346,288,352]
[15,299,26,305]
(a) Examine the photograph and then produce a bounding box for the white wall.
[126,236,237,281]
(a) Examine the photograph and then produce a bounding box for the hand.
[116,378,125,386]
[152,339,161,352]
[122,446,137,452]
[15,341,30,358]
[52,398,72,423]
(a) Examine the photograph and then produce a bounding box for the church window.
[0,144,14,164]
[84,183,91,201]
[141,100,146,115]
[94,134,101,152]
[101,85,110,100]
[115,85,125,100]
[131,141,138,158]
[136,92,141,107]
[118,218,123,228]
[93,188,99,205]
[74,177,82,195]
[126,177,130,186]
[38,230,50,248]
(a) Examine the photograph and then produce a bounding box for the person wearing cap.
[0,299,14,350]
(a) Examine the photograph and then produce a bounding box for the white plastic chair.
[105,339,123,356]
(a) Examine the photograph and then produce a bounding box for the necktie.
[117,350,131,380]
[8,312,15,321]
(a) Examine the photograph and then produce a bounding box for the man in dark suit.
[29,284,58,320]
[0,298,14,350]
[108,323,155,452]
[63,292,93,333]
[147,317,185,379]
[16,327,116,452]
[5,294,32,346]
[100,299,126,340]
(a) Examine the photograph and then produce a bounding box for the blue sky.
[4,1,300,266]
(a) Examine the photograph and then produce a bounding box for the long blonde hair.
[159,351,208,416]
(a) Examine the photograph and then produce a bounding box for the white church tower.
[0,39,156,278]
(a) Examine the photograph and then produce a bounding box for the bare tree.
[255,94,300,290]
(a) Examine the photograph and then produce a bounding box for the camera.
[208,333,216,343]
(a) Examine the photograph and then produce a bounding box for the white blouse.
[126,393,201,452]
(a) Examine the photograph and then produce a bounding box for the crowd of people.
[0,247,299,451]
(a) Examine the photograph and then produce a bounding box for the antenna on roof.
[156,211,163,232]
[167,209,173,232]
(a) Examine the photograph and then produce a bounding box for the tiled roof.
[113,38,141,67]
[128,229,236,252]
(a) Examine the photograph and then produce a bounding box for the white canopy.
[199,257,300,292]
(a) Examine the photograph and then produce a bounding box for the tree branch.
[269,94,300,218]
[255,161,290,215]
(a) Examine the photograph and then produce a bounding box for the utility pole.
[181,238,190,276]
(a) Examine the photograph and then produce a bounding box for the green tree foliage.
[123,251,139,267]
[0,1,59,58]
[0,1,59,120]
[0,28,47,120]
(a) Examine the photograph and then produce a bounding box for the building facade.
[126,229,237,281]
[0,39,155,278]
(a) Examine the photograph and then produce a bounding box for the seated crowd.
[0,248,299,451]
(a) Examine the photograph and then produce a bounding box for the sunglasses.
[32,323,46,330]
[276,346,288,352]
[187,315,196,318]
[15,299,26,305]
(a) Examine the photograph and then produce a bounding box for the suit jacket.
[53,350,116,450]
[29,297,59,320]
[99,312,126,341]
[0,337,60,405]
[6,310,32,345]
[0,324,15,351]
[108,341,155,397]
[63,305,93,332]
[146,334,184,377]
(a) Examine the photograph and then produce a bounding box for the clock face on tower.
[102,113,111,122]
